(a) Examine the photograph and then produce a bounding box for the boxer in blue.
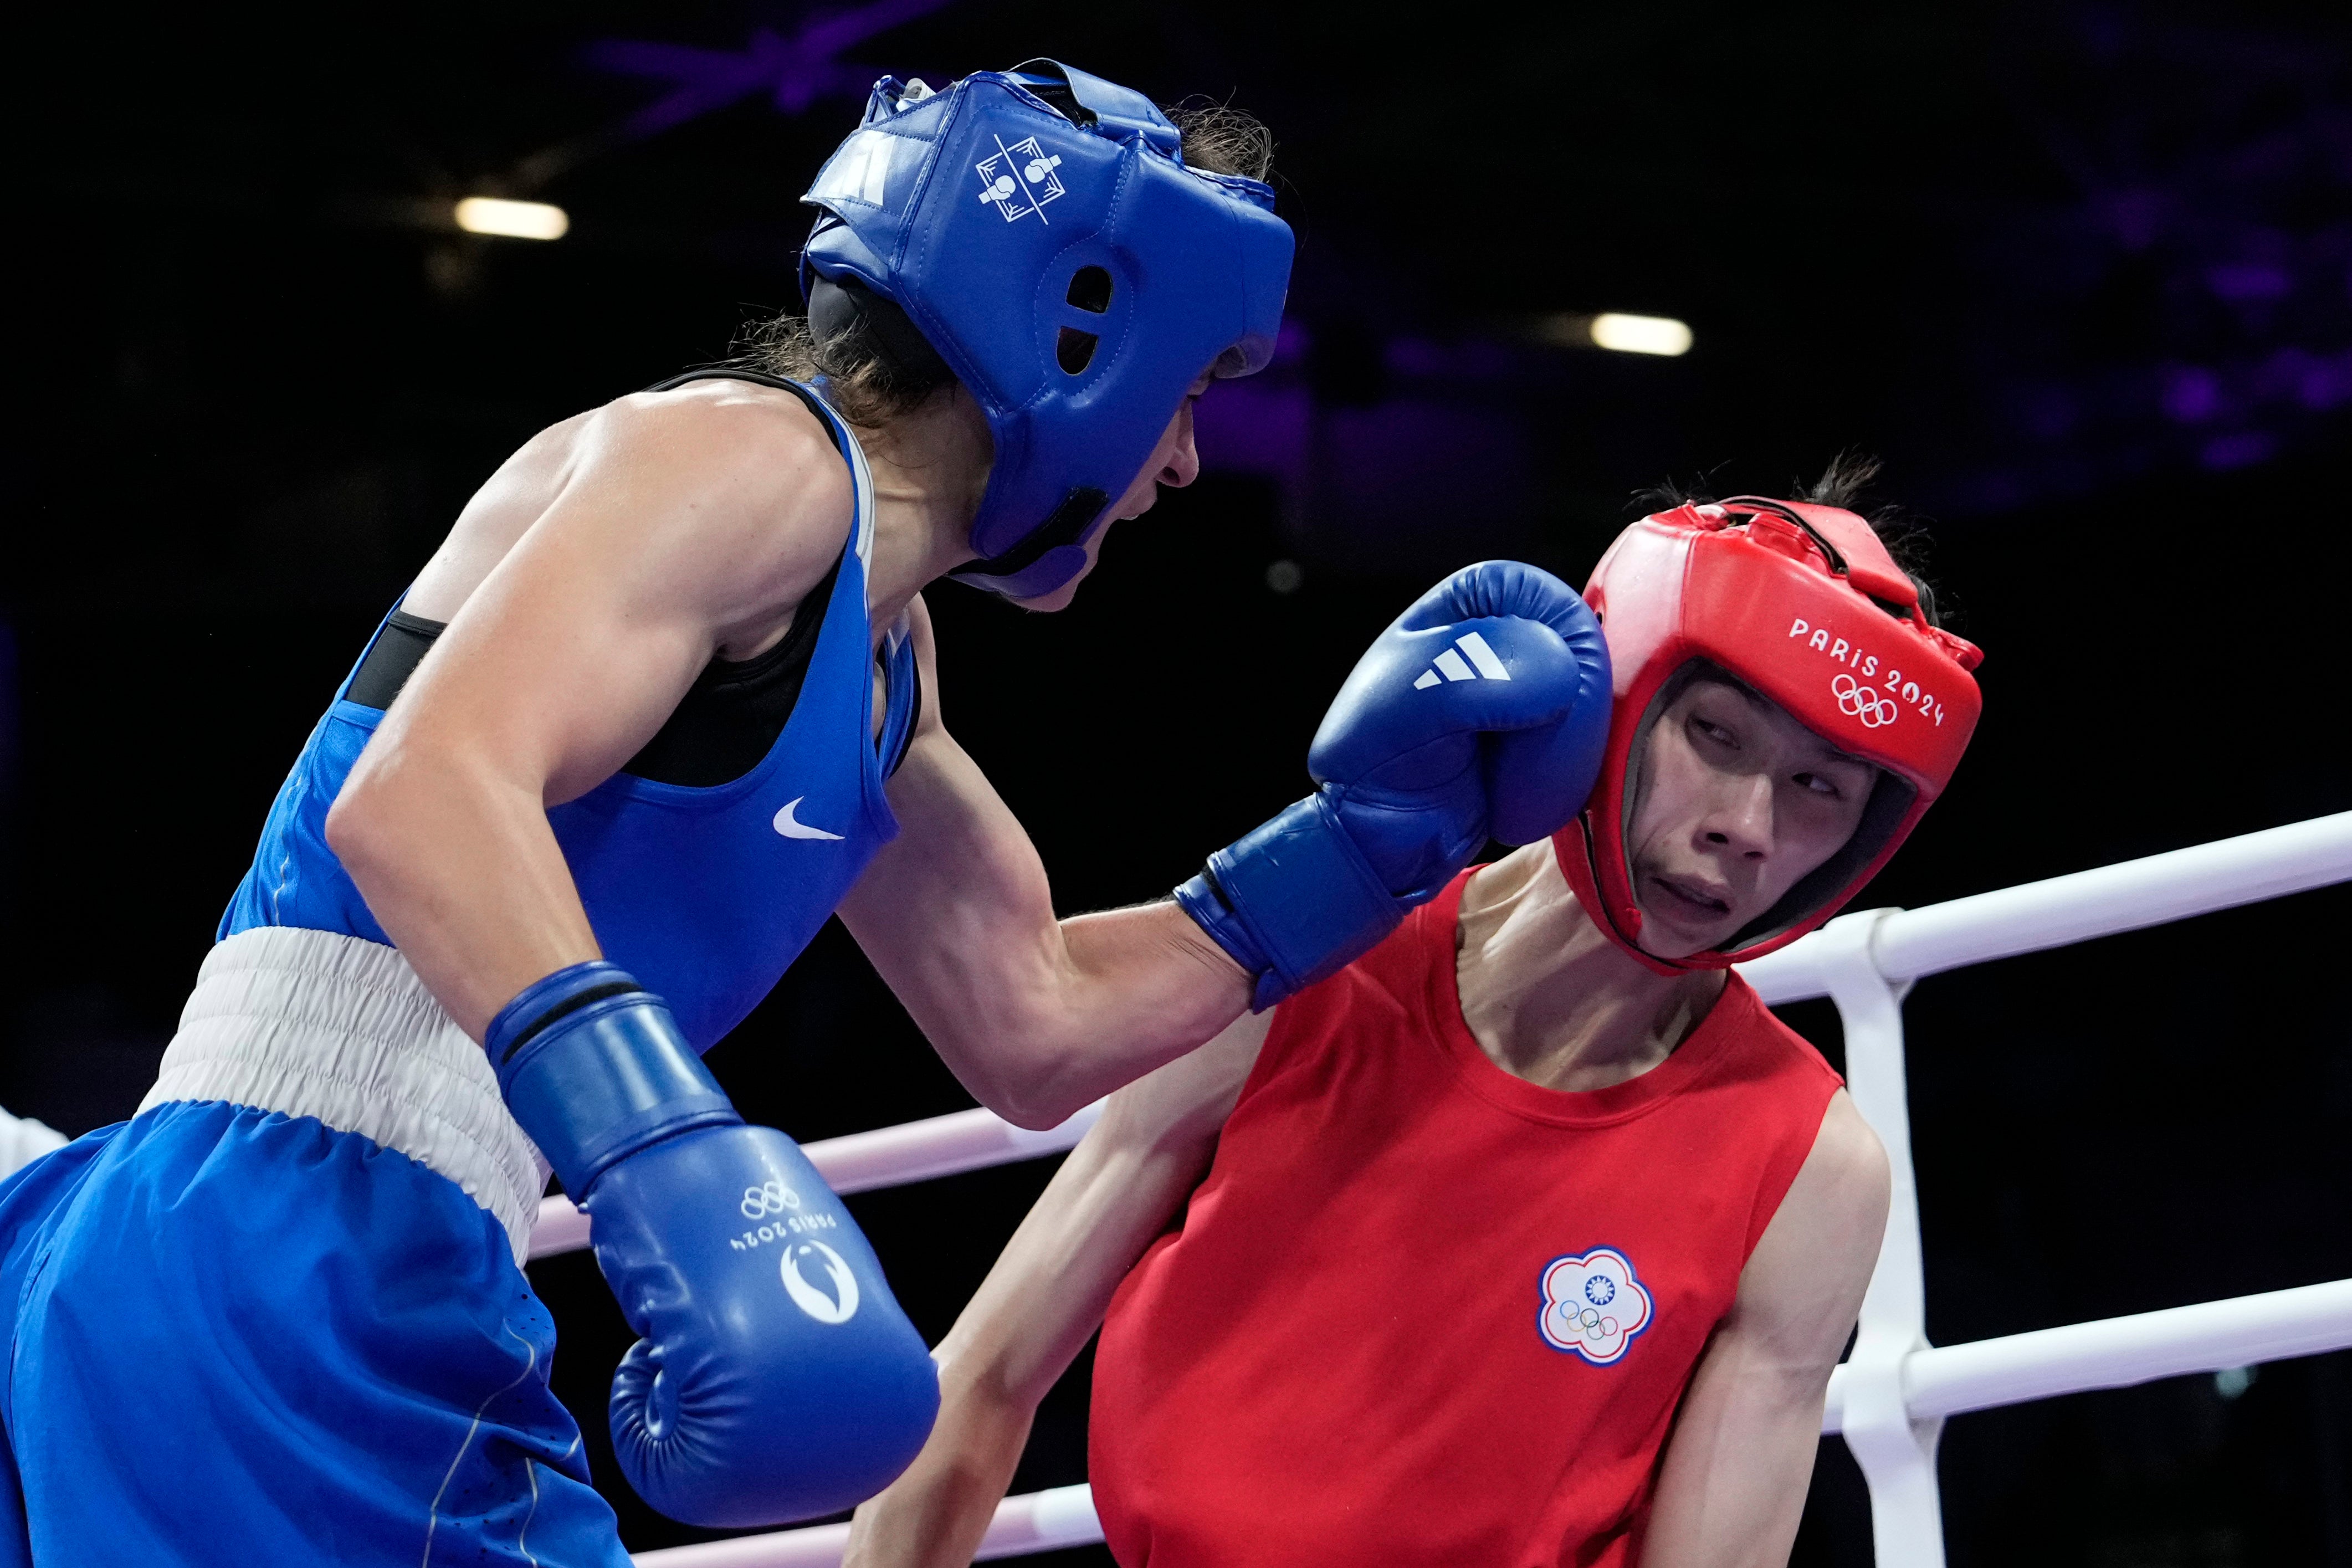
[0,63,1609,1565]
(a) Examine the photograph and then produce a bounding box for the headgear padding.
[1553,499,1985,973]
[800,61,1295,599]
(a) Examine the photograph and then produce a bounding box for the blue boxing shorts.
[0,928,631,1566]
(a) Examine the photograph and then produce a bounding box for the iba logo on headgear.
[781,1241,862,1325]
[975,136,1067,223]
[1538,1247,1654,1365]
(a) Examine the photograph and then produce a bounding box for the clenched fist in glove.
[1177,561,1610,1008]
[489,964,938,1528]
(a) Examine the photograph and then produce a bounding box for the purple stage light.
[585,0,958,138]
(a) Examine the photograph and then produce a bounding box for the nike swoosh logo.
[772,797,845,842]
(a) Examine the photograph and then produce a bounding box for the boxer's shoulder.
[1797,1088,1889,1198]
[590,377,853,540]
[415,380,854,629]
[591,383,855,635]
[1734,1089,1889,1331]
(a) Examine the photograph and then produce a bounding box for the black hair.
[1635,452,1949,628]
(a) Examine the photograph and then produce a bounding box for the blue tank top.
[220,380,920,1049]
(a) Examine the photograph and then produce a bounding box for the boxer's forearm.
[847,728,1249,1128]
[843,1374,1033,1568]
[900,908,1247,1129]
[848,1057,1244,1565]
[936,1050,1248,1400]
[327,745,602,1038]
[1638,1356,1826,1567]
[997,901,1249,1126]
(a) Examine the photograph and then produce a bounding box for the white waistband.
[141,926,548,1264]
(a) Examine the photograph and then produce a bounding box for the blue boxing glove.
[488,963,937,1528]
[1177,561,1610,1008]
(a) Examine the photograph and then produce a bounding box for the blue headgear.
[800,60,1295,599]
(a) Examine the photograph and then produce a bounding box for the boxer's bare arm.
[1639,1091,1890,1568]
[327,387,852,1037]
[841,1008,1268,1568]
[841,604,1253,1128]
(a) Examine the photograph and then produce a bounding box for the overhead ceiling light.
[453,197,570,240]
[1587,312,1692,357]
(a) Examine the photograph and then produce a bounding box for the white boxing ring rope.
[526,1104,1106,1263]
[528,810,2352,1568]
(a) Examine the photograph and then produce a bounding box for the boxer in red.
[843,468,1985,1568]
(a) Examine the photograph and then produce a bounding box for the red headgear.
[1553,498,1985,974]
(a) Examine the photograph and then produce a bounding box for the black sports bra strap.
[345,609,443,710]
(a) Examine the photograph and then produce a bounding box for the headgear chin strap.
[1552,499,1986,976]
[799,61,1295,600]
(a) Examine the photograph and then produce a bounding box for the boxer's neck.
[1454,843,1726,1095]
[854,386,992,633]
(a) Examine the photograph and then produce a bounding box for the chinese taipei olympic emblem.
[1538,1247,1654,1365]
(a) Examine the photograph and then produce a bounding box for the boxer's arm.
[327,391,850,1036]
[1639,1092,1890,1568]
[840,600,1252,1128]
[841,1008,1270,1568]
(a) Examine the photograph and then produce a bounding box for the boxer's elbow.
[324,738,490,900]
[949,1021,1098,1131]
[955,958,1215,1129]
[324,757,408,889]
[919,955,1100,1130]
[1004,1089,1090,1134]
[961,1058,1086,1133]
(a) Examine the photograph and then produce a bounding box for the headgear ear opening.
[798,60,1294,601]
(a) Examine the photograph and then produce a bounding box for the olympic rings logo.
[1832,673,1899,729]
[1565,1305,1616,1340]
[741,1180,805,1219]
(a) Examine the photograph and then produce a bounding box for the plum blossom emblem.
[1538,1247,1654,1365]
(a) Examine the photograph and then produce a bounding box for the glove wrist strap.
[485,961,741,1197]
[1175,794,1402,1012]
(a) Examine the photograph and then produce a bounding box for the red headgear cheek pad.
[1551,499,1985,975]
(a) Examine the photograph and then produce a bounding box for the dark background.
[8,1,2352,1561]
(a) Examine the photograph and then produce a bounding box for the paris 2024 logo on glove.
[736,1180,863,1325]
[1538,1247,1653,1365]
[781,1241,860,1325]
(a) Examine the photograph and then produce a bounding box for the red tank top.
[1090,869,1843,1568]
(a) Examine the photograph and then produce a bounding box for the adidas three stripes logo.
[1413,631,1512,689]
